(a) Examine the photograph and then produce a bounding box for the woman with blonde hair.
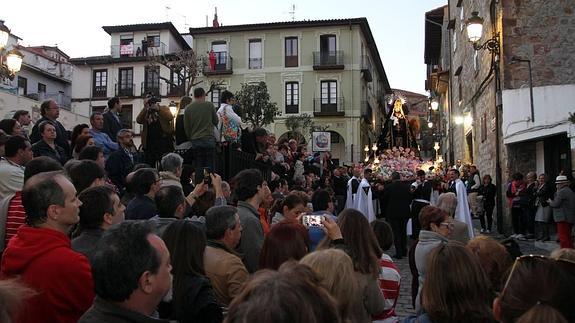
[300,249,360,322]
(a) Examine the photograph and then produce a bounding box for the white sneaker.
[480,229,486,233]
[486,230,491,234]
[516,234,525,239]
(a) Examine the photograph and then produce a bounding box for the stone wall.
[502,0,575,89]
[507,140,537,176]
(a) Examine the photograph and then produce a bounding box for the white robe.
[454,178,475,238]
[345,177,360,209]
[356,179,376,223]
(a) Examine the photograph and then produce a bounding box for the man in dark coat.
[102,97,123,142]
[381,171,412,259]
[105,129,135,193]
[30,100,71,158]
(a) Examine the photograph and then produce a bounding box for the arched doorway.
[328,131,345,165]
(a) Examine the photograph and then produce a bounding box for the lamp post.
[0,21,23,80]
[510,56,534,122]
[466,10,504,234]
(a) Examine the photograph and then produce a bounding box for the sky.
[3,0,446,94]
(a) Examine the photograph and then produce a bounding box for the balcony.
[313,97,345,116]
[204,52,233,75]
[167,84,186,97]
[25,92,72,109]
[313,51,344,70]
[361,56,373,82]
[249,58,262,69]
[93,86,107,98]
[361,100,373,124]
[141,82,161,97]
[111,42,167,58]
[115,83,135,97]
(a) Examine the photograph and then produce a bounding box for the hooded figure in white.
[345,168,362,209]
[356,173,376,223]
[449,169,475,238]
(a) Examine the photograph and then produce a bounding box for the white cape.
[454,179,475,238]
[356,179,376,223]
[345,177,359,209]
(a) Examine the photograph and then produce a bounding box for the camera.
[301,215,324,228]
[146,92,161,105]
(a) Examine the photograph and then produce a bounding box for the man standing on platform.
[30,100,71,159]
[448,169,475,239]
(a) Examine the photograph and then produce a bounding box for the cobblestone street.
[390,221,555,320]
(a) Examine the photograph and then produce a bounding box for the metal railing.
[111,42,167,58]
[115,83,135,97]
[141,82,161,97]
[204,52,233,75]
[313,51,344,68]
[249,58,262,69]
[361,100,373,123]
[313,97,345,116]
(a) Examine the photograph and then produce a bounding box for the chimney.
[212,7,219,27]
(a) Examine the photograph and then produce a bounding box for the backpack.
[218,106,240,143]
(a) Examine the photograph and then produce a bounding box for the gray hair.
[116,129,133,139]
[161,153,184,173]
[436,192,457,218]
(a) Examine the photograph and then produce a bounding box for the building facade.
[0,35,85,128]
[188,18,391,164]
[69,22,191,144]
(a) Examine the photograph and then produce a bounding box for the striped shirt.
[5,191,26,246]
[373,253,401,323]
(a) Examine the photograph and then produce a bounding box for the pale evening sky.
[4,0,446,94]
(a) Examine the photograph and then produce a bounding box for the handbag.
[218,106,240,143]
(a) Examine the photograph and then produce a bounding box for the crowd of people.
[0,95,574,323]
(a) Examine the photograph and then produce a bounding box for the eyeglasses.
[439,222,455,230]
[500,255,575,299]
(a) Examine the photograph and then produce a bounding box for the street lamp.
[169,101,178,118]
[430,99,439,111]
[0,21,24,80]
[466,11,500,54]
[427,121,434,129]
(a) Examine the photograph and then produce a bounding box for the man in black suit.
[105,129,135,193]
[102,97,123,142]
[381,171,412,259]
[30,100,71,158]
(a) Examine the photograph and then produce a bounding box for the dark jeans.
[524,207,536,235]
[389,218,408,257]
[191,137,216,184]
[480,203,494,231]
[335,195,346,216]
[511,207,525,235]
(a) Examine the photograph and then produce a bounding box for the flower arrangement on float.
[376,146,421,181]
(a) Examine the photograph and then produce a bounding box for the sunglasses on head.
[501,254,575,297]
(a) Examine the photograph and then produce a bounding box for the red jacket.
[1,226,94,323]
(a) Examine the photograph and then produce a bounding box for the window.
[321,81,337,104]
[93,69,107,98]
[211,88,221,108]
[169,68,185,96]
[17,76,27,96]
[320,35,337,64]
[249,39,262,69]
[118,68,133,96]
[285,37,298,67]
[212,42,228,70]
[285,82,299,114]
[147,35,160,47]
[120,34,134,57]
[144,66,160,96]
[91,106,106,114]
[37,83,46,95]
